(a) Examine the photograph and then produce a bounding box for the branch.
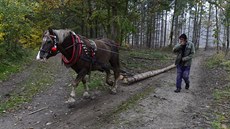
[28,107,48,115]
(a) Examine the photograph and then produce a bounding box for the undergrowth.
[0,45,35,81]
[205,51,230,129]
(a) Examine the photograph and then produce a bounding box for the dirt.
[0,50,222,129]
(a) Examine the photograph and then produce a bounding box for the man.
[173,34,195,93]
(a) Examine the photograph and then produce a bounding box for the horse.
[36,29,120,104]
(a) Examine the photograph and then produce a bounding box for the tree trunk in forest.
[147,12,153,48]
[160,12,164,48]
[169,0,177,47]
[81,2,85,36]
[123,64,176,84]
[140,5,144,47]
[107,6,111,38]
[164,11,168,47]
[174,14,179,45]
[226,25,230,54]
[111,6,119,42]
[205,3,212,51]
[87,0,93,38]
[135,20,139,47]
[188,11,191,39]
[215,4,220,53]
[192,4,199,49]
[197,5,203,49]
[152,13,156,48]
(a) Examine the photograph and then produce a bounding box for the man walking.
[173,34,195,93]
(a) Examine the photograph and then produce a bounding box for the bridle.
[40,34,58,55]
[40,31,83,67]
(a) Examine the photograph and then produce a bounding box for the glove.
[182,57,186,61]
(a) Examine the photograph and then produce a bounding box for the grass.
[212,85,230,128]
[213,85,230,101]
[205,52,225,69]
[0,46,35,81]
[0,62,55,113]
[75,72,105,95]
[205,52,230,129]
[100,86,155,124]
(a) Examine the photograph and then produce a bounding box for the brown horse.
[36,29,120,103]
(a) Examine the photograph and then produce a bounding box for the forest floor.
[0,49,229,129]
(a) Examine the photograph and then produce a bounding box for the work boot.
[174,89,181,93]
[185,83,190,90]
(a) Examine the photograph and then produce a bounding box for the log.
[123,64,176,84]
[132,56,173,60]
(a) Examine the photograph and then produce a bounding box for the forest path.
[0,50,213,129]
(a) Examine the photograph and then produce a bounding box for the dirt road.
[0,51,214,129]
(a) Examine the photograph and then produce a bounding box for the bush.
[205,52,225,68]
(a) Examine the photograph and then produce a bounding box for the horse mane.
[52,29,72,44]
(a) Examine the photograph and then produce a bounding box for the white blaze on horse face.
[36,51,41,60]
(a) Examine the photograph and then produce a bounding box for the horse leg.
[66,70,86,104]
[111,68,120,94]
[82,76,90,98]
[105,70,113,86]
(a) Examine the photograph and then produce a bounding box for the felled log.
[123,64,176,84]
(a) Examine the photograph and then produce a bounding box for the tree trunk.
[87,0,93,38]
[188,10,191,38]
[160,12,164,48]
[215,4,220,53]
[205,3,212,51]
[226,22,230,55]
[164,11,168,47]
[123,64,176,84]
[174,14,179,45]
[152,13,156,48]
[197,5,203,49]
[147,12,153,48]
[169,0,177,47]
[192,4,198,49]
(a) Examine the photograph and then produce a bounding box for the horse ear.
[48,28,53,35]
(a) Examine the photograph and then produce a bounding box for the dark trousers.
[176,65,191,89]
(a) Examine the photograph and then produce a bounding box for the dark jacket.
[173,41,195,66]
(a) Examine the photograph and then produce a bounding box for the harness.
[49,32,97,67]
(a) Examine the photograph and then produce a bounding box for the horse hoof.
[110,88,117,94]
[67,103,76,108]
[65,97,76,104]
[107,81,114,86]
[83,91,90,99]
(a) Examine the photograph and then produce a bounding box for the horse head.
[36,29,58,61]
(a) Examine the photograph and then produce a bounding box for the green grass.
[0,62,54,113]
[213,85,230,101]
[206,52,230,129]
[205,52,225,69]
[211,86,230,128]
[76,72,105,95]
[101,86,155,123]
[0,47,35,81]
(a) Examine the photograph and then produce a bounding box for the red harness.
[61,34,82,65]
